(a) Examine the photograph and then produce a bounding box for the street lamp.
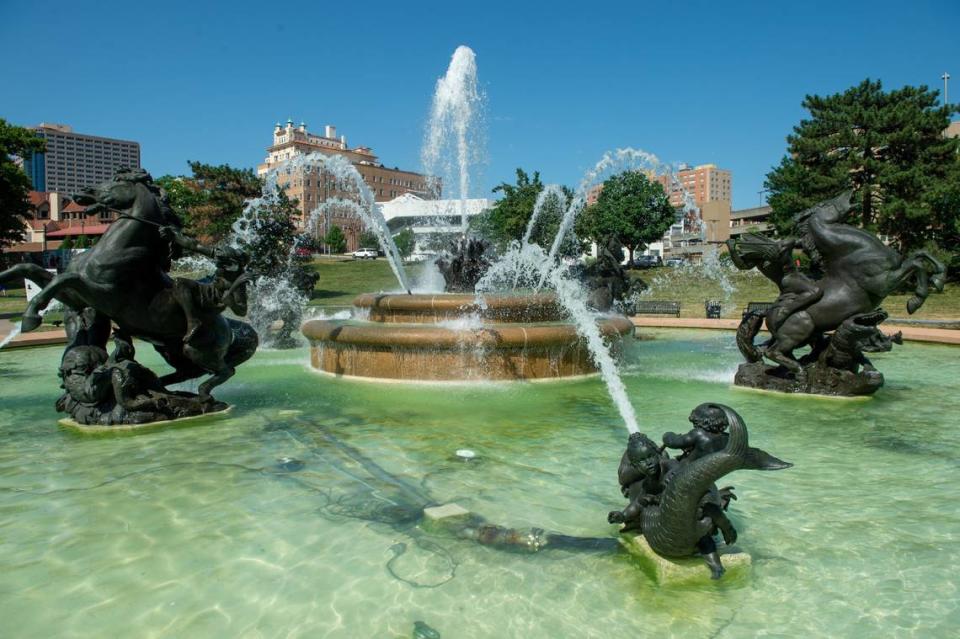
[943,72,951,106]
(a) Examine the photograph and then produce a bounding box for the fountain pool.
[1,330,959,637]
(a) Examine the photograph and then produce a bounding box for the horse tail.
[736,311,764,363]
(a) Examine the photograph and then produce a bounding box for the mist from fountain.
[476,242,639,433]
[422,45,485,233]
[229,152,412,346]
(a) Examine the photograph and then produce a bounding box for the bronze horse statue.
[0,168,257,402]
[729,192,944,374]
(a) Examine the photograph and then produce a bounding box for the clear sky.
[2,0,957,209]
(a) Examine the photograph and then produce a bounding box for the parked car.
[352,248,378,260]
[664,257,686,268]
[631,255,662,269]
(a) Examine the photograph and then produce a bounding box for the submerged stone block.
[421,503,471,533]
[619,533,751,585]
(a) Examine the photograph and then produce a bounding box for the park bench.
[704,300,723,319]
[742,301,775,319]
[632,300,681,318]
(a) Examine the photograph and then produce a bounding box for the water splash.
[476,242,639,434]
[0,300,63,350]
[0,324,21,350]
[538,148,700,288]
[422,45,486,232]
[522,185,570,246]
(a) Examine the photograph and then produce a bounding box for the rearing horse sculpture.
[730,192,945,374]
[1,168,257,402]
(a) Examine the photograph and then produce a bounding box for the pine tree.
[765,79,960,251]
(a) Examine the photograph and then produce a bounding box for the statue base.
[58,405,233,434]
[734,361,884,397]
[619,533,751,585]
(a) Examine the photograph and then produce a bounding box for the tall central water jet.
[422,45,485,233]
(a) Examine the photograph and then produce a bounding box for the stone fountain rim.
[352,292,561,312]
[302,316,634,348]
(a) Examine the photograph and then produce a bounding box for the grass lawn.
[307,257,426,307]
[0,288,28,315]
[4,258,957,322]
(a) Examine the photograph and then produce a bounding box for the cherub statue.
[607,404,792,579]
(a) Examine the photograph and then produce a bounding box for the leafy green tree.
[75,234,90,249]
[0,119,45,252]
[60,236,74,251]
[765,79,960,251]
[156,162,261,242]
[324,225,347,254]
[393,228,415,257]
[236,186,319,348]
[576,171,675,262]
[359,230,379,248]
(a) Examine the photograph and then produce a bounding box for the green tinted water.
[1,330,958,638]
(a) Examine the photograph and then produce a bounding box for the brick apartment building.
[256,120,433,251]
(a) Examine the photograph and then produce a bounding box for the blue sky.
[2,0,957,209]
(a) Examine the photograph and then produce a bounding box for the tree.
[479,168,578,253]
[75,234,90,249]
[60,236,74,251]
[156,162,262,243]
[393,228,415,257]
[576,171,675,262]
[236,186,319,348]
[324,225,347,254]
[765,79,960,251]
[359,230,379,249]
[0,119,45,252]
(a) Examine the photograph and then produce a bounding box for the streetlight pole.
[943,72,951,106]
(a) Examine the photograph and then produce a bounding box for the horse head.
[73,167,177,227]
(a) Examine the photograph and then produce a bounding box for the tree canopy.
[575,170,676,261]
[0,119,45,253]
[765,79,960,252]
[393,228,415,257]
[475,168,576,253]
[156,162,261,243]
[324,225,347,254]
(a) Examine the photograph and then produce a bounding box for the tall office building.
[21,123,141,193]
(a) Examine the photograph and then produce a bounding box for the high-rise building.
[22,123,140,194]
[653,163,732,209]
[257,120,433,250]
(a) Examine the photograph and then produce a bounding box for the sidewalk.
[630,317,960,345]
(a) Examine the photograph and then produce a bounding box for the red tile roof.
[46,223,112,237]
[62,201,86,213]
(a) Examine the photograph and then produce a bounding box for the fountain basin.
[303,293,634,381]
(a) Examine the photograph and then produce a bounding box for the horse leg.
[198,365,235,404]
[763,313,814,375]
[21,272,87,332]
[0,263,54,288]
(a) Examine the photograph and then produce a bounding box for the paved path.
[630,317,960,345]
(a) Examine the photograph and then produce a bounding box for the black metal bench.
[632,300,681,318]
[705,300,722,319]
[742,301,775,319]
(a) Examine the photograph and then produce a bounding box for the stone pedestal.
[734,361,883,396]
[619,533,751,585]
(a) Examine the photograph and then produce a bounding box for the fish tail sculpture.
[642,405,791,558]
